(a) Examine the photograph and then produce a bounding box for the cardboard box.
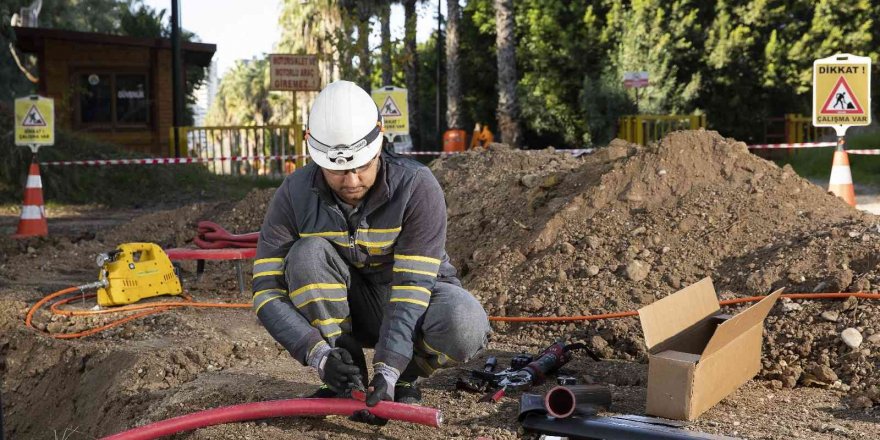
[638,277,781,420]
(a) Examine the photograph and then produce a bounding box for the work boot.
[394,377,422,404]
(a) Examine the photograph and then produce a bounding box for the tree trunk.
[354,3,372,92]
[494,0,522,147]
[380,1,392,87]
[403,0,420,147]
[446,0,462,129]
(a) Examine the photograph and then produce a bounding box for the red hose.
[100,398,442,440]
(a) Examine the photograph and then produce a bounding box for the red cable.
[100,398,442,439]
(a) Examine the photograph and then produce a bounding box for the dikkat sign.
[813,53,871,135]
[269,54,320,92]
[15,95,54,147]
[372,86,409,135]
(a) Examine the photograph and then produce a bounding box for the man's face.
[320,154,380,206]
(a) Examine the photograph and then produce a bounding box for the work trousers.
[285,236,490,377]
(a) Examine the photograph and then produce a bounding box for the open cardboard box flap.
[638,278,720,351]
[700,288,782,358]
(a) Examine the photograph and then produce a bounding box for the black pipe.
[521,413,738,440]
[544,385,612,418]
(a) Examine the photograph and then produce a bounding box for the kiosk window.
[79,74,112,123]
[76,72,149,127]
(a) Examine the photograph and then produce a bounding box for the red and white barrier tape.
[747,141,836,149]
[39,155,305,166]
[37,149,597,167]
[846,149,880,155]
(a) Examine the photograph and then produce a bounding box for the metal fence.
[617,114,707,145]
[169,125,306,178]
[784,113,833,144]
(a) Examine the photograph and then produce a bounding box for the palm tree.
[446,0,462,129]
[494,0,522,147]
[403,0,420,147]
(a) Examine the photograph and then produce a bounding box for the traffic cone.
[12,159,48,238]
[828,150,856,207]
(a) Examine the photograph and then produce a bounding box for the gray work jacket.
[252,152,457,373]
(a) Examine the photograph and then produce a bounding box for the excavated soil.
[1,130,879,439]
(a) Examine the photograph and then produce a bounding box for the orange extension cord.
[24,286,880,339]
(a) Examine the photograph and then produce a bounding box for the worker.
[252,80,490,421]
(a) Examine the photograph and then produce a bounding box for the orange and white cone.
[12,160,48,238]
[828,150,856,207]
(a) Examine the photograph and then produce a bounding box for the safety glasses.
[323,154,379,176]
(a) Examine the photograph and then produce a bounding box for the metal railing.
[784,113,833,144]
[617,114,707,146]
[169,125,306,178]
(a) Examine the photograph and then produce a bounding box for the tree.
[402,0,420,147]
[379,0,393,86]
[494,0,521,147]
[446,0,462,129]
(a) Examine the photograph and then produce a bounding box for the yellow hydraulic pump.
[96,243,182,307]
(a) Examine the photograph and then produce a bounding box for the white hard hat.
[306,80,383,170]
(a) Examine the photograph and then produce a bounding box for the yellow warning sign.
[371,86,409,135]
[15,95,54,146]
[813,54,871,131]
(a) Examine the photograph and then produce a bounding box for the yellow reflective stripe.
[395,254,441,265]
[390,298,429,307]
[254,296,282,314]
[253,270,284,279]
[252,288,285,299]
[369,263,384,267]
[356,239,395,247]
[421,338,459,363]
[254,257,283,265]
[323,329,343,338]
[392,285,432,296]
[393,267,437,277]
[311,317,350,326]
[297,297,348,308]
[356,226,401,233]
[300,231,347,237]
[290,283,346,298]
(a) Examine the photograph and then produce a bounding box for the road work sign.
[372,86,409,135]
[15,95,54,147]
[269,54,320,91]
[813,54,871,135]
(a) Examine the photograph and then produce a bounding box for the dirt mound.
[432,131,880,401]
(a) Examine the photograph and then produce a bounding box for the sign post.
[371,86,410,141]
[623,71,650,109]
[269,54,321,168]
[813,53,871,140]
[15,95,55,153]
[13,95,54,238]
[813,53,872,206]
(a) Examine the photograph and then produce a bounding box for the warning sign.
[15,96,54,147]
[269,54,320,91]
[22,105,47,126]
[813,54,871,131]
[380,96,402,117]
[371,86,409,135]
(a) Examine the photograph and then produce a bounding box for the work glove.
[319,348,362,393]
[350,374,392,426]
